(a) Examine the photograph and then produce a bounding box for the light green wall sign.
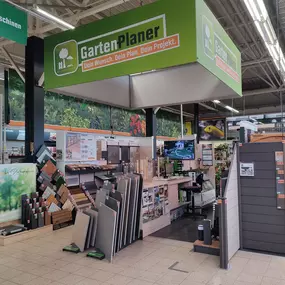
[0,1,27,45]
[45,0,242,97]
[44,0,197,89]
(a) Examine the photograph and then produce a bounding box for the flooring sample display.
[41,160,57,178]
[83,210,93,249]
[118,177,131,246]
[38,212,44,228]
[62,199,74,211]
[95,190,107,209]
[117,178,129,248]
[85,208,98,247]
[42,187,56,200]
[110,191,123,251]
[133,176,140,241]
[95,203,116,262]
[72,212,90,252]
[48,203,61,213]
[52,209,72,225]
[105,196,120,254]
[127,175,139,244]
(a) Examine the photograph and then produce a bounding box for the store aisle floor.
[0,226,283,285]
[150,216,204,243]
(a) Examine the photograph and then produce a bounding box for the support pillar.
[25,36,44,162]
[145,108,157,159]
[193,103,200,144]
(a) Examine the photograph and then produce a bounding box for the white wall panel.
[225,146,240,260]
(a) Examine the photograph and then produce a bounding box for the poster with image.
[202,144,213,166]
[240,163,254,177]
[66,132,81,160]
[0,164,36,223]
[199,119,225,140]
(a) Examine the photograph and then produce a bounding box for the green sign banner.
[0,1,27,45]
[196,0,242,96]
[45,0,196,89]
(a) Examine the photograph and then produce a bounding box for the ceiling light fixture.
[34,5,75,30]
[0,77,4,81]
[212,100,221,104]
[225,105,239,114]
[243,0,285,78]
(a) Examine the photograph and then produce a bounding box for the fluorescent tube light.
[243,0,285,79]
[35,6,75,30]
[225,105,239,114]
[0,77,4,80]
[213,100,221,104]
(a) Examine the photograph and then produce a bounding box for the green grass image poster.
[0,164,36,223]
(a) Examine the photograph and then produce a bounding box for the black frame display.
[199,119,226,141]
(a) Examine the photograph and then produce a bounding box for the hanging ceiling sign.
[0,1,27,45]
[44,0,197,89]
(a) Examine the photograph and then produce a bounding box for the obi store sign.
[53,15,180,76]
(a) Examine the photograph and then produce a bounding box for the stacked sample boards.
[70,174,142,262]
[20,146,73,230]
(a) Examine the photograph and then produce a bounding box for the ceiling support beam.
[35,0,132,34]
[199,102,219,112]
[243,88,285,96]
[242,57,272,67]
[1,47,25,82]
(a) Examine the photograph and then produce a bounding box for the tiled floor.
[0,227,284,285]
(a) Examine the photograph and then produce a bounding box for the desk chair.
[180,174,207,220]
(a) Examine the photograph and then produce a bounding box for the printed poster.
[240,162,254,177]
[0,164,36,223]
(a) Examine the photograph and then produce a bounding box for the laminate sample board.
[85,209,98,247]
[72,212,90,252]
[95,203,116,262]
[117,179,129,248]
[110,191,123,251]
[83,210,93,249]
[95,190,107,209]
[105,196,120,254]
[133,176,140,241]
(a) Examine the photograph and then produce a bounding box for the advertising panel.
[0,164,36,223]
[199,119,226,141]
[196,0,242,96]
[44,0,196,89]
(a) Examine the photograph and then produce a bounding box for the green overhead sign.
[0,1,27,45]
[196,0,242,96]
[44,0,241,97]
[44,0,196,89]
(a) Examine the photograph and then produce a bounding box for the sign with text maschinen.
[44,0,197,90]
[0,1,27,45]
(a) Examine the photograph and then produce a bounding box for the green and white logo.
[54,40,78,76]
[203,15,214,60]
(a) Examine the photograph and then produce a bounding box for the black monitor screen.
[164,140,195,160]
[107,146,120,164]
[121,146,130,163]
